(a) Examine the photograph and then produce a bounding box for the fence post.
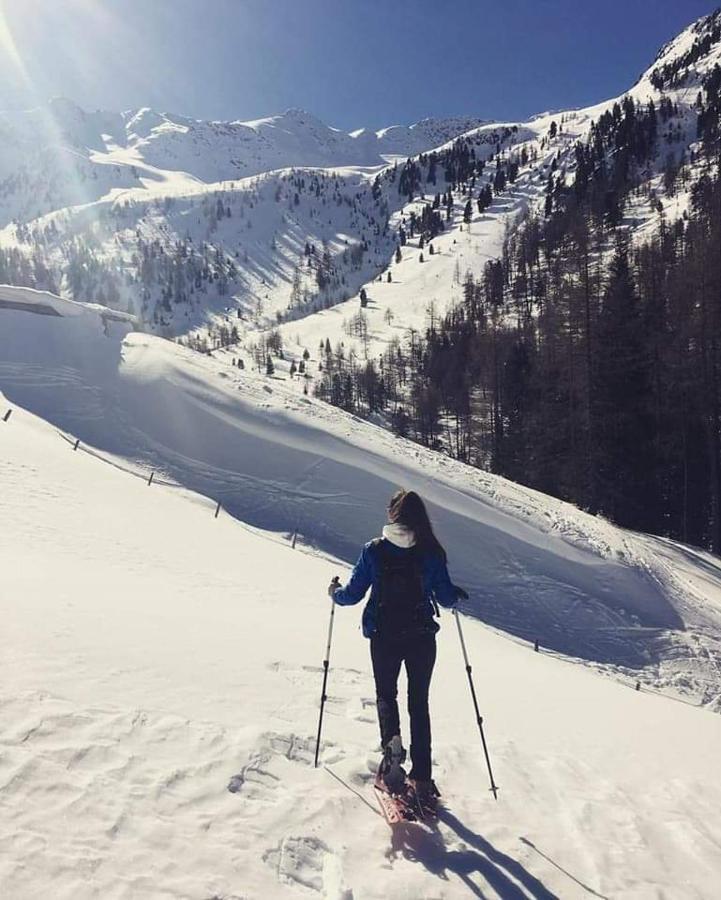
[534,639,539,652]
[635,682,641,692]
[291,528,298,549]
[73,438,80,451]
[147,471,154,486]
[2,409,11,422]
[214,501,222,519]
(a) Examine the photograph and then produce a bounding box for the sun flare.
[0,1,30,88]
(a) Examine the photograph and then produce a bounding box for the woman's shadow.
[386,808,560,899]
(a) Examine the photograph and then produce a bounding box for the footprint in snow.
[227,731,342,797]
[263,835,336,895]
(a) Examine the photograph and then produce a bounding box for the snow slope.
[2,347,721,899]
[2,286,721,710]
[2,164,402,333]
[268,128,546,365]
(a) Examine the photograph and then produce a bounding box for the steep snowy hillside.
[2,286,721,711]
[3,164,406,331]
[2,313,721,899]
[642,7,721,93]
[267,121,545,364]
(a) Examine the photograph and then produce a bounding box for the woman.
[329,489,458,805]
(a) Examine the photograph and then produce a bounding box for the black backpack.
[374,540,434,638]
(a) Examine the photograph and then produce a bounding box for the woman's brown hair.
[387,489,446,561]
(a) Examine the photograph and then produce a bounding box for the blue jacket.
[333,538,458,638]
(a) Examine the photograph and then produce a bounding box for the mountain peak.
[643,7,721,90]
[282,107,318,120]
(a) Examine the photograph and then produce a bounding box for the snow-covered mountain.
[0,100,487,225]
[0,118,526,332]
[1,9,719,342]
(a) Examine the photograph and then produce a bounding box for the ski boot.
[408,778,441,819]
[376,735,407,796]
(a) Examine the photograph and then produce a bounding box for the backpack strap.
[370,537,386,567]
[374,537,422,573]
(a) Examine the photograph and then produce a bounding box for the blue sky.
[0,0,716,128]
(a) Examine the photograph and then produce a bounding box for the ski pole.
[453,605,499,800]
[314,578,339,768]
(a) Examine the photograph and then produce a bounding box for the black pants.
[370,631,437,781]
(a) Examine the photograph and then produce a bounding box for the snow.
[0,283,135,322]
[2,349,721,899]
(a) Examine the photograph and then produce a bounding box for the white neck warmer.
[382,523,416,548]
